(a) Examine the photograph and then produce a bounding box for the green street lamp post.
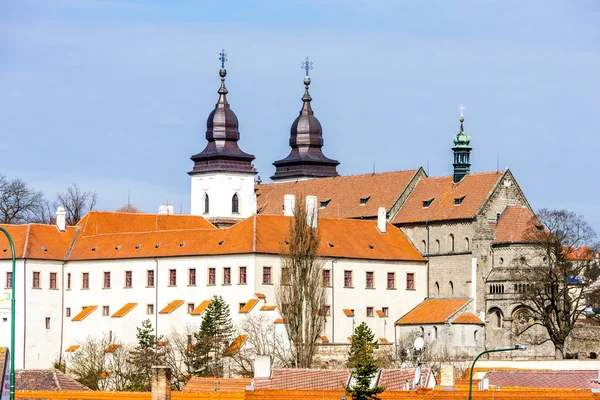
[468,344,527,400]
[0,227,16,400]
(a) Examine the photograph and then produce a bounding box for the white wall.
[190,173,256,218]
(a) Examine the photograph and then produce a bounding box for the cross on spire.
[459,104,466,118]
[219,49,227,69]
[301,56,313,77]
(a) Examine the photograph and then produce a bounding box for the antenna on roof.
[372,159,375,175]
[180,201,183,215]
[426,160,429,176]
[497,153,500,173]
[127,190,130,206]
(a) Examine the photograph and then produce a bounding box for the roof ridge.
[64,225,82,261]
[52,369,62,391]
[262,169,419,186]
[22,224,31,258]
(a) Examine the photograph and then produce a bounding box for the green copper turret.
[452,116,472,183]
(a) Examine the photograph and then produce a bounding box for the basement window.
[320,199,331,209]
[454,196,465,206]
[422,198,434,208]
[359,196,371,206]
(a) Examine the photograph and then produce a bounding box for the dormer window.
[359,196,370,206]
[454,196,465,206]
[422,198,434,208]
[320,199,331,209]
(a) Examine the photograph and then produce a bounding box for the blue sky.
[1,0,599,232]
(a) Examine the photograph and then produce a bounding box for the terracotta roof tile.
[393,172,503,223]
[320,335,329,343]
[111,302,137,318]
[565,246,599,261]
[254,369,350,390]
[273,318,286,324]
[159,300,184,314]
[342,309,355,317]
[255,293,266,299]
[224,334,247,356]
[190,300,212,315]
[379,338,389,344]
[260,305,276,311]
[0,224,77,261]
[104,344,120,353]
[484,369,599,389]
[65,345,79,352]
[72,306,97,322]
[376,310,386,317]
[183,377,251,393]
[379,368,433,389]
[452,312,484,325]
[16,369,91,391]
[493,206,539,243]
[256,170,420,219]
[239,299,259,314]
[395,298,471,325]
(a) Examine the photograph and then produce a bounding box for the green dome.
[453,130,471,147]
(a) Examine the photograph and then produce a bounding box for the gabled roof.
[452,312,484,325]
[254,369,349,390]
[395,298,471,325]
[484,369,599,389]
[393,172,503,224]
[15,369,91,391]
[0,224,77,261]
[256,169,421,219]
[493,206,540,244]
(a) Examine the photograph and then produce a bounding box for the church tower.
[452,106,472,183]
[189,50,257,220]
[271,58,339,182]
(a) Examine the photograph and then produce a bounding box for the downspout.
[426,221,430,297]
[59,261,66,366]
[154,258,159,338]
[331,259,336,343]
[22,260,26,369]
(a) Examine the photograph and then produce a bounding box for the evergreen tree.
[128,319,165,391]
[345,322,384,400]
[189,295,234,377]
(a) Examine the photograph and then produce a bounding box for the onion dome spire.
[452,104,472,183]
[189,49,255,175]
[271,57,339,182]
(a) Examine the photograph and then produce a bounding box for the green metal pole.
[468,347,520,400]
[0,227,16,400]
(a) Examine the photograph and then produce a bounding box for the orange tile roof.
[104,344,120,353]
[393,172,503,223]
[65,345,79,352]
[0,224,77,260]
[77,211,215,236]
[376,310,386,317]
[452,312,484,325]
[260,305,276,311]
[72,306,97,322]
[395,298,471,325]
[342,309,354,317]
[111,302,137,318]
[159,300,184,314]
[224,334,247,356]
[254,369,350,390]
[255,293,266,299]
[239,299,259,314]
[493,206,539,243]
[565,246,598,261]
[183,377,251,393]
[256,169,421,219]
[190,300,212,316]
[319,335,329,343]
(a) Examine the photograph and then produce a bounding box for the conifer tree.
[128,319,164,391]
[345,322,384,400]
[189,295,234,377]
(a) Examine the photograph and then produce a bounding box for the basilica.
[0,55,565,370]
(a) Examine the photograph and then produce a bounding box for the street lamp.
[468,344,527,400]
[584,306,600,316]
[0,227,16,400]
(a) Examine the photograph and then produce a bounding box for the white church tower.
[189,50,256,225]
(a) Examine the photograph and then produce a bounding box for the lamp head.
[515,344,527,351]
[584,306,594,316]
[414,337,424,352]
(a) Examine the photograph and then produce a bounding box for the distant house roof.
[393,172,503,224]
[484,369,600,390]
[16,369,90,391]
[452,312,484,325]
[183,377,251,393]
[395,298,471,325]
[256,169,421,219]
[115,204,143,213]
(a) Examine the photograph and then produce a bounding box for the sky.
[1,0,599,233]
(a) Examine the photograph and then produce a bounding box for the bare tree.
[0,174,45,224]
[276,198,327,368]
[163,329,197,389]
[68,335,112,390]
[510,209,599,359]
[56,184,97,225]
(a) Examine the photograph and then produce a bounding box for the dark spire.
[189,50,255,175]
[271,57,339,182]
[452,104,472,183]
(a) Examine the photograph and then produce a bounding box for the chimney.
[253,355,273,379]
[377,207,386,233]
[305,195,318,228]
[158,205,174,215]
[56,206,66,232]
[283,194,295,217]
[151,366,172,400]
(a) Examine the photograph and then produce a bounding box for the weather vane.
[301,56,313,77]
[219,49,227,69]
[459,104,466,119]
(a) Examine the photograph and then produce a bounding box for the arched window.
[449,234,455,252]
[474,330,479,342]
[465,237,470,251]
[435,282,440,296]
[433,326,438,340]
[232,193,240,214]
[449,281,454,296]
[421,240,426,254]
[203,193,210,215]
[488,308,503,328]
[435,240,440,253]
[419,326,424,337]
